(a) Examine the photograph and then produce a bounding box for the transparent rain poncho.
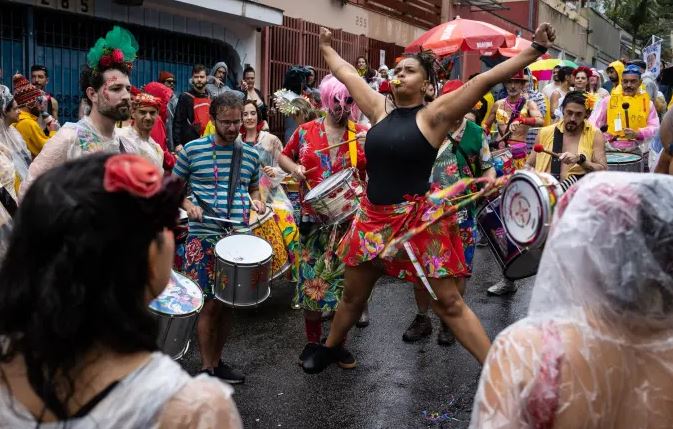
[470,172,673,429]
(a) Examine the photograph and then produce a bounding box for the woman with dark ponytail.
[0,154,242,427]
[301,23,558,374]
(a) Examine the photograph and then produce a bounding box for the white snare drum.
[304,168,363,225]
[148,271,204,360]
[501,170,561,249]
[214,234,273,308]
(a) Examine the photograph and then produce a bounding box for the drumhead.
[248,206,274,227]
[606,152,642,164]
[304,168,354,201]
[215,234,273,265]
[149,271,204,316]
[501,172,544,246]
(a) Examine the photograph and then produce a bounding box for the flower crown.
[87,26,138,73]
[584,92,597,111]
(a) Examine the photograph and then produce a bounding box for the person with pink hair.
[278,75,369,366]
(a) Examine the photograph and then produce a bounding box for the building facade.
[0,0,282,123]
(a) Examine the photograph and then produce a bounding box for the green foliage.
[599,0,673,51]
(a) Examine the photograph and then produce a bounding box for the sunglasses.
[334,96,354,105]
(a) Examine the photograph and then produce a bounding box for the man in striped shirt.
[173,91,265,384]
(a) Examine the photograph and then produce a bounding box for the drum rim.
[304,168,355,202]
[215,233,274,263]
[606,152,643,163]
[215,254,273,267]
[501,171,551,248]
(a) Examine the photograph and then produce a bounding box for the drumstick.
[314,137,360,153]
[494,131,512,145]
[203,215,243,224]
[247,193,259,212]
[403,242,438,301]
[533,144,559,158]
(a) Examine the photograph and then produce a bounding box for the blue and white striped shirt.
[173,135,260,236]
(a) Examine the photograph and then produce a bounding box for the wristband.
[531,41,548,54]
[516,116,536,126]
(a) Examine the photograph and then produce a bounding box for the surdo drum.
[214,234,273,308]
[148,271,204,360]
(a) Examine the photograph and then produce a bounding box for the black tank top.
[365,106,438,204]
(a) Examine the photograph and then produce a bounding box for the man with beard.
[12,74,59,157]
[30,65,59,124]
[483,70,543,162]
[488,91,607,296]
[21,26,136,194]
[173,91,265,384]
[590,65,659,152]
[116,92,164,170]
[542,65,562,99]
[173,64,210,152]
[605,60,624,94]
[278,75,368,364]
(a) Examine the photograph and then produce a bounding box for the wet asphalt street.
[180,245,535,429]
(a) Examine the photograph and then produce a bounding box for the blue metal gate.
[1,1,240,124]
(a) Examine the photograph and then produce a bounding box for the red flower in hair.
[99,55,113,67]
[104,154,162,197]
[111,48,124,63]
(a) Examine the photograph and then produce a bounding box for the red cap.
[441,80,463,96]
[158,71,174,83]
[509,70,526,81]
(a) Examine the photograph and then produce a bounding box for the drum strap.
[0,187,17,217]
[227,139,243,218]
[499,98,526,138]
[550,127,564,180]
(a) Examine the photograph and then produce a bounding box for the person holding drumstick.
[301,23,557,373]
[173,91,266,384]
[278,75,367,366]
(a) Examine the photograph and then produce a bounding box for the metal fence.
[1,1,238,124]
[263,16,404,141]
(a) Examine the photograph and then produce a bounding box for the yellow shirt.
[535,120,597,180]
[14,111,55,157]
[606,92,650,139]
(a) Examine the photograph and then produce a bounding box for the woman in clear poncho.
[470,171,673,429]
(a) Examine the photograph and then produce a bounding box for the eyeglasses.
[215,119,242,128]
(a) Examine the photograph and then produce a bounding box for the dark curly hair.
[0,153,184,420]
[401,49,439,90]
[79,61,131,107]
[561,90,588,110]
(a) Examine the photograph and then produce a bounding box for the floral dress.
[247,130,300,281]
[281,118,367,311]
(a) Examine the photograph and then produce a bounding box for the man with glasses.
[173,91,265,384]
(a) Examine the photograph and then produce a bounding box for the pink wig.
[319,74,361,121]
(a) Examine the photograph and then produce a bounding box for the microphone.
[533,143,559,158]
[622,102,630,129]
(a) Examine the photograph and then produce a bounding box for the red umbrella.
[498,36,551,59]
[405,16,516,57]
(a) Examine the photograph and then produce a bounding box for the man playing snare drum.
[485,91,607,296]
[173,91,266,384]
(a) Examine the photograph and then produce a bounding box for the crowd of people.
[1,20,673,428]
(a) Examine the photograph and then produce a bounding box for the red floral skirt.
[337,195,469,284]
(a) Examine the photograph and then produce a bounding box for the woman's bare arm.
[319,27,387,124]
[418,23,556,148]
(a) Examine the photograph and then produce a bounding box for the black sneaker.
[213,360,245,384]
[437,322,456,346]
[301,344,336,374]
[334,344,357,369]
[402,314,433,343]
[476,233,488,248]
[298,342,321,364]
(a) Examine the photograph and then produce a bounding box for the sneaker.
[334,344,357,369]
[213,361,245,384]
[487,278,518,296]
[301,344,336,374]
[402,314,433,343]
[477,233,488,248]
[298,342,321,363]
[355,306,370,328]
[437,322,456,346]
